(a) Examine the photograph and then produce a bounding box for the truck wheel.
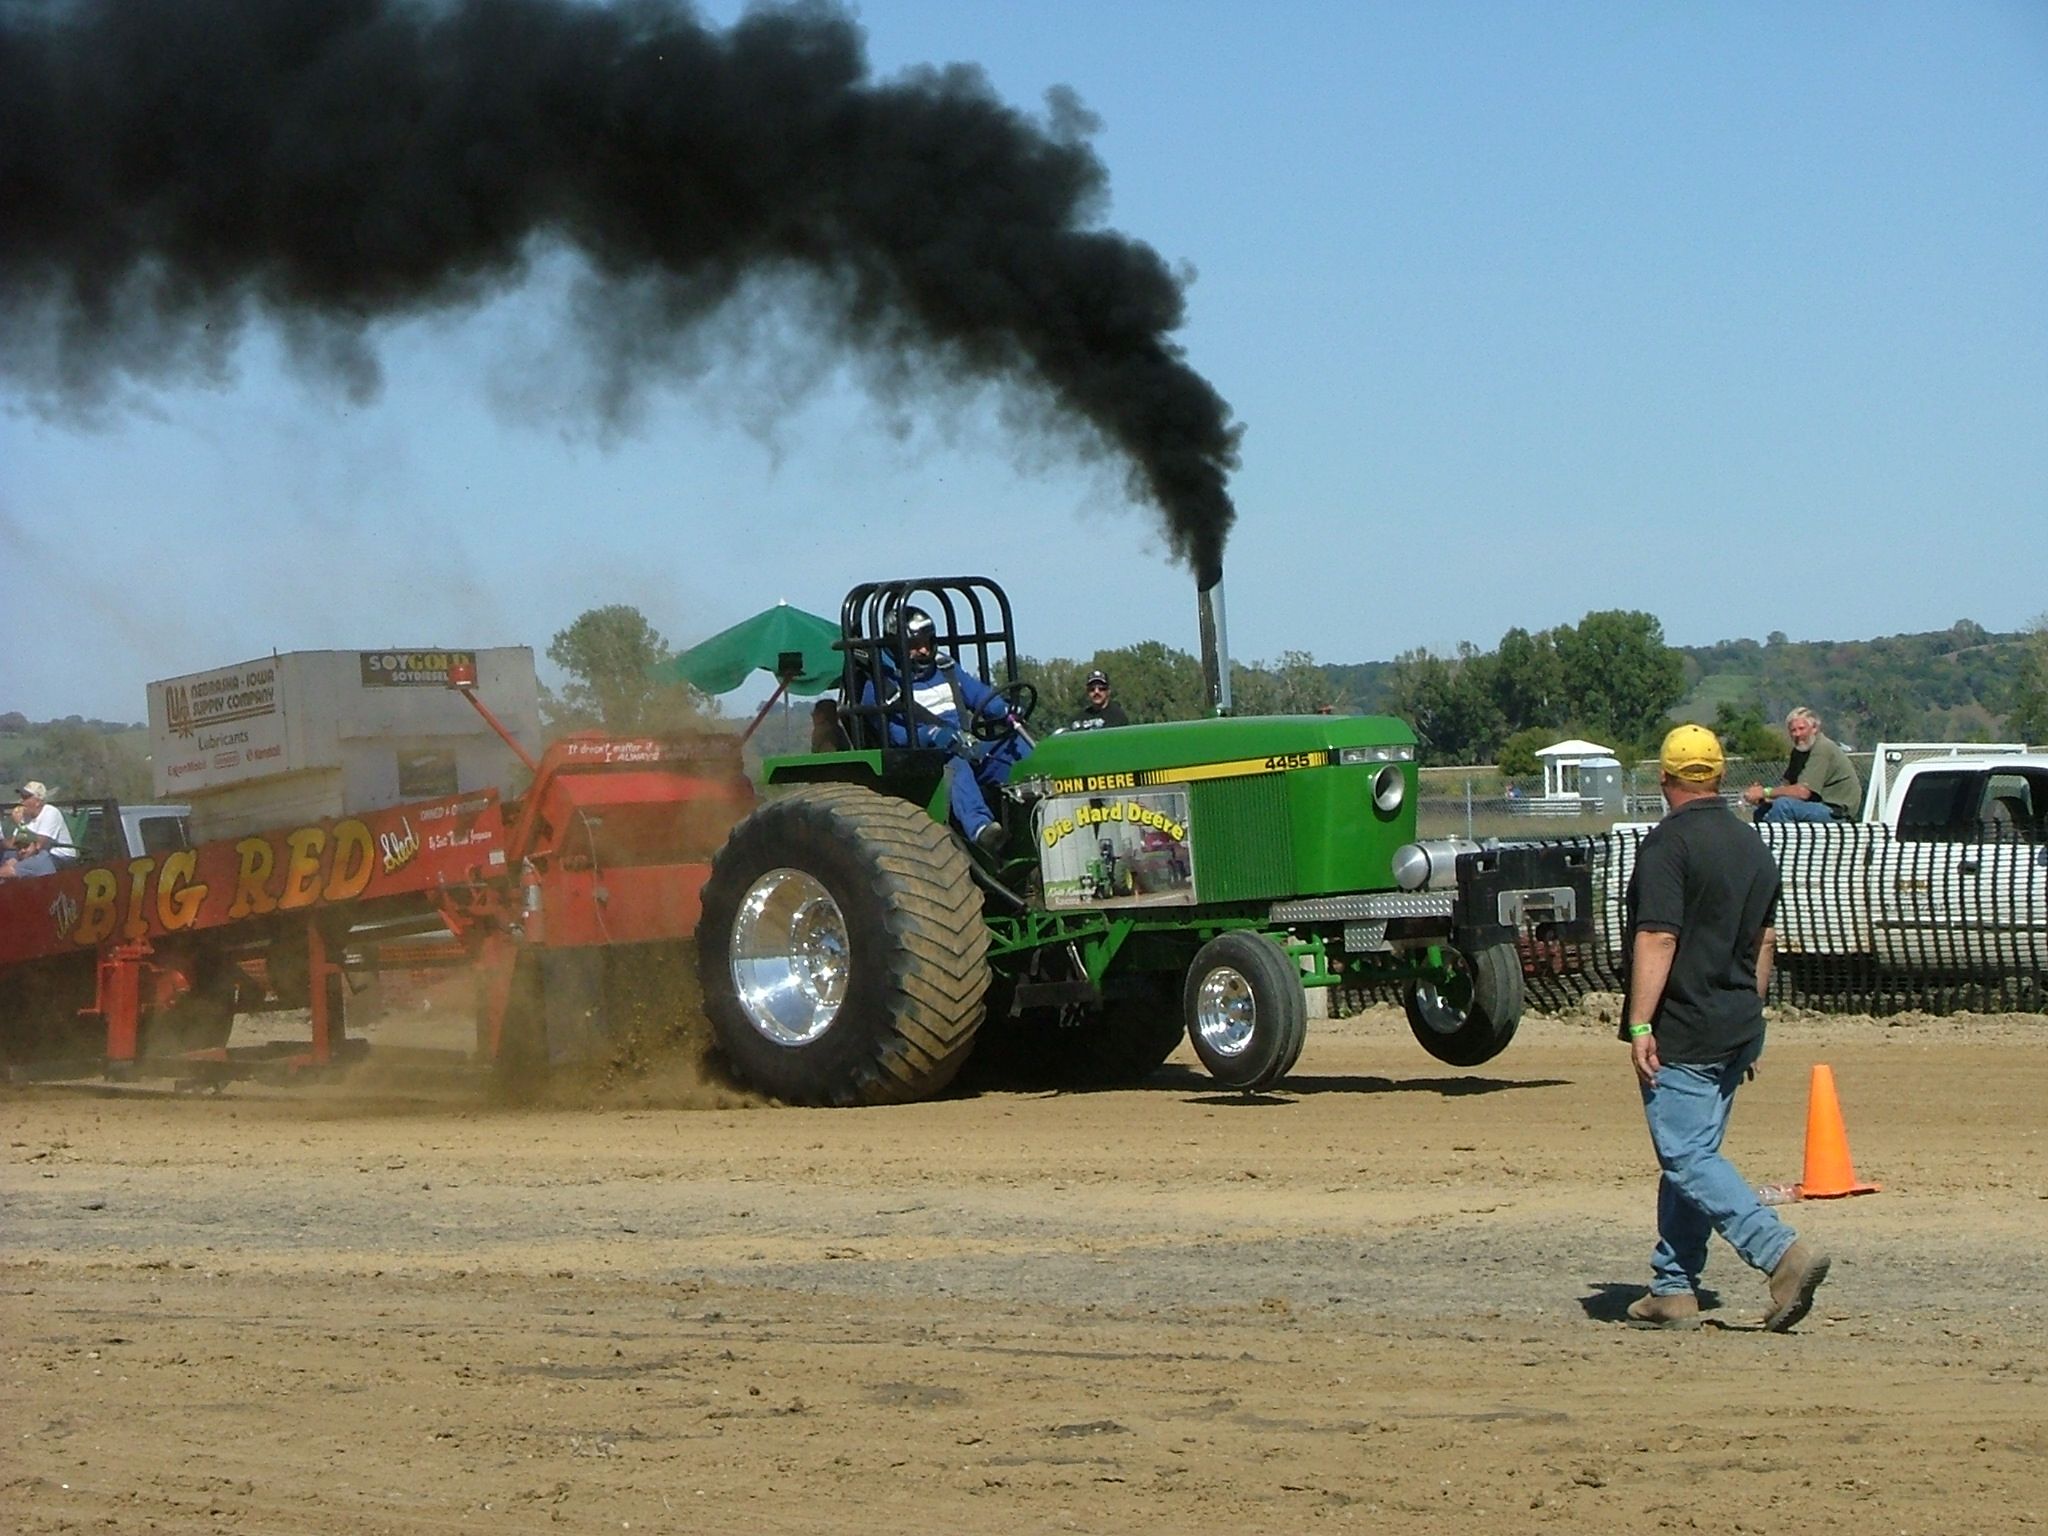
[1183,932,1306,1092]
[1404,942,1522,1067]
[698,785,990,1106]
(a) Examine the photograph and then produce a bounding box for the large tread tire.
[1404,941,1523,1067]
[1183,932,1307,1092]
[697,785,989,1106]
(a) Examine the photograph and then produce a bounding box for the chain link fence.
[1414,760,1801,841]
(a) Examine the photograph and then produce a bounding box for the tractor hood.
[1020,713,1420,903]
[1021,713,1417,790]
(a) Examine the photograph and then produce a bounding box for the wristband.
[1627,1024,1652,1039]
[1762,786,1774,800]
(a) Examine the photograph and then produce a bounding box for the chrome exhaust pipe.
[1198,577,1232,717]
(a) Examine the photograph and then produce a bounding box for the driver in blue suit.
[863,606,1031,855]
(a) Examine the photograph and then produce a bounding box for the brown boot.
[1763,1241,1831,1332]
[1626,1291,1700,1329]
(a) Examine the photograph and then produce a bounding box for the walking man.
[1623,724,1831,1331]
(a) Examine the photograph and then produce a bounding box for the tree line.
[449,603,2048,768]
[536,606,1341,738]
[10,606,2041,801]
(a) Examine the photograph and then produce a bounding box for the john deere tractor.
[696,577,1591,1106]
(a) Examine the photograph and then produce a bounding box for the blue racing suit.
[862,655,1031,840]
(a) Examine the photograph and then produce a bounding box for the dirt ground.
[4,995,2045,1535]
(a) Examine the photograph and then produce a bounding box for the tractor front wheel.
[1403,941,1523,1067]
[1182,932,1306,1092]
[697,786,990,1106]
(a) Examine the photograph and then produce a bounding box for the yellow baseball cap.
[1659,724,1724,783]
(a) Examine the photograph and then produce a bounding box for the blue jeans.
[1760,795,1834,823]
[947,731,1030,837]
[1640,1037,1797,1294]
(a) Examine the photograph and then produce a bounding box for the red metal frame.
[2,731,754,1079]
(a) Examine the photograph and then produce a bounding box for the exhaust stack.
[1198,578,1232,717]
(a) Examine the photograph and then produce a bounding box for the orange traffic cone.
[1794,1064,1880,1199]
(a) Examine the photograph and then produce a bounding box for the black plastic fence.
[1349,824,2046,1018]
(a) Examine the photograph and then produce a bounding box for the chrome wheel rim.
[1193,965,1256,1058]
[1410,955,1474,1036]
[728,869,848,1046]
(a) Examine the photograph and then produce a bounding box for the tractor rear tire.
[1403,941,1523,1067]
[697,785,990,1106]
[1183,932,1307,1092]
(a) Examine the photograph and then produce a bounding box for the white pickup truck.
[1608,743,2047,989]
[51,799,194,864]
[1778,743,2048,978]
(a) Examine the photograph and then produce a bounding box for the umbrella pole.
[741,678,793,744]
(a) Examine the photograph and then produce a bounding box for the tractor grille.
[1192,774,1295,902]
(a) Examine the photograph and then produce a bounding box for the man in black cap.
[1071,669,1128,730]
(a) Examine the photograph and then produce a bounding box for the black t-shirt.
[1071,700,1129,730]
[1621,797,1782,1062]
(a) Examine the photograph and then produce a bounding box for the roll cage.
[834,577,1022,752]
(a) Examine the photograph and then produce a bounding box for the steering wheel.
[971,680,1037,739]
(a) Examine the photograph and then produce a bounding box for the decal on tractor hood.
[1035,789,1196,911]
[1041,750,1332,797]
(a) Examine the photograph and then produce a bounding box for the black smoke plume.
[0,0,1239,583]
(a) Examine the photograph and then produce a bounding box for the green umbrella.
[659,601,842,697]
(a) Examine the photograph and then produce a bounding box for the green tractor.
[696,577,1592,1105]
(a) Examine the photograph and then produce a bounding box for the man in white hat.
[0,781,77,879]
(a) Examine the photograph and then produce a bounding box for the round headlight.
[1391,842,1431,890]
[1372,762,1405,814]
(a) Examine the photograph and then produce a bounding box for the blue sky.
[4,0,2043,724]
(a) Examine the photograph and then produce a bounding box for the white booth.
[1522,738,1622,814]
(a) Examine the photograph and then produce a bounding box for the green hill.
[0,716,154,802]
[1668,620,2027,745]
[1320,619,2035,752]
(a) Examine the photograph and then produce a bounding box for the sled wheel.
[698,785,989,1106]
[1,955,100,1068]
[139,949,239,1057]
[1404,941,1523,1067]
[1183,932,1307,1092]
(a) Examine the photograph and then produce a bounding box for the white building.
[1531,738,1622,809]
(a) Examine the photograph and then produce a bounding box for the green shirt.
[1786,734,1862,818]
